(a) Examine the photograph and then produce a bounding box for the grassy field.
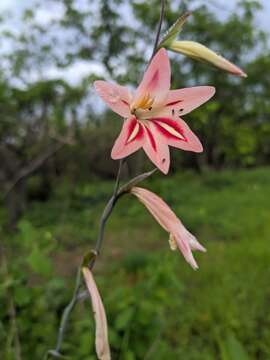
[1,167,270,359]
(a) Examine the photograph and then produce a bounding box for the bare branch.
[3,142,64,199]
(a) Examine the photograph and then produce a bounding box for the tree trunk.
[5,179,27,230]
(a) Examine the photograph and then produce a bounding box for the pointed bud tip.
[189,257,199,270]
[232,68,247,78]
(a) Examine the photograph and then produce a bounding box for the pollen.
[169,234,177,251]
[130,93,154,114]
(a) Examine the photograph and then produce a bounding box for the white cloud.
[0,0,34,12]
[45,61,106,85]
[35,5,65,25]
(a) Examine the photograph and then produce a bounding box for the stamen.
[169,234,177,251]
[130,93,155,114]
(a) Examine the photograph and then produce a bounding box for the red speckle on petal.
[165,100,183,107]
[121,99,129,106]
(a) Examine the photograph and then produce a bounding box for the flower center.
[130,93,154,115]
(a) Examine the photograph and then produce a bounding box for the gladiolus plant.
[47,3,247,359]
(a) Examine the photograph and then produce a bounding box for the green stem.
[55,267,82,352]
[150,0,166,61]
[46,266,82,358]
[94,159,124,257]
[46,160,124,358]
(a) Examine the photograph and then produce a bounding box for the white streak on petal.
[127,122,140,143]
[156,121,185,139]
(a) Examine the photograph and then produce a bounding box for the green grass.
[1,167,270,359]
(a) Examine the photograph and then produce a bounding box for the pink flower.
[82,267,111,360]
[94,48,215,174]
[131,187,206,270]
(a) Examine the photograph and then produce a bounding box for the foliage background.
[0,0,270,359]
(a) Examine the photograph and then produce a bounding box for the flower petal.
[174,234,199,270]
[142,122,170,174]
[130,187,178,233]
[174,222,206,253]
[131,187,205,270]
[111,117,144,159]
[159,86,215,117]
[151,117,203,153]
[94,80,131,117]
[188,236,207,252]
[134,48,171,106]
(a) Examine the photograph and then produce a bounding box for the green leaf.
[114,308,134,331]
[119,168,157,194]
[159,12,191,48]
[219,332,250,360]
[27,246,52,276]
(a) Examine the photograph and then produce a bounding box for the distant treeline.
[0,0,270,227]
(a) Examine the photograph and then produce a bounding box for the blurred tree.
[0,77,86,227]
[0,0,270,225]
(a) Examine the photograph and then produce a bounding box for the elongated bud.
[82,267,111,360]
[168,40,247,77]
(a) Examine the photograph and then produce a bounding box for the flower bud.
[169,40,247,77]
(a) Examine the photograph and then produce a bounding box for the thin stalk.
[94,159,124,257]
[46,166,156,358]
[46,266,82,358]
[55,267,82,352]
[46,160,123,358]
[150,0,166,61]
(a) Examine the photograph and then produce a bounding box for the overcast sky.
[1,0,269,85]
[1,0,270,26]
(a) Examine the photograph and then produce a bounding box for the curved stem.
[46,160,124,358]
[46,266,82,358]
[55,267,82,352]
[93,159,124,257]
[150,0,166,61]
[46,166,157,358]
[113,159,124,197]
